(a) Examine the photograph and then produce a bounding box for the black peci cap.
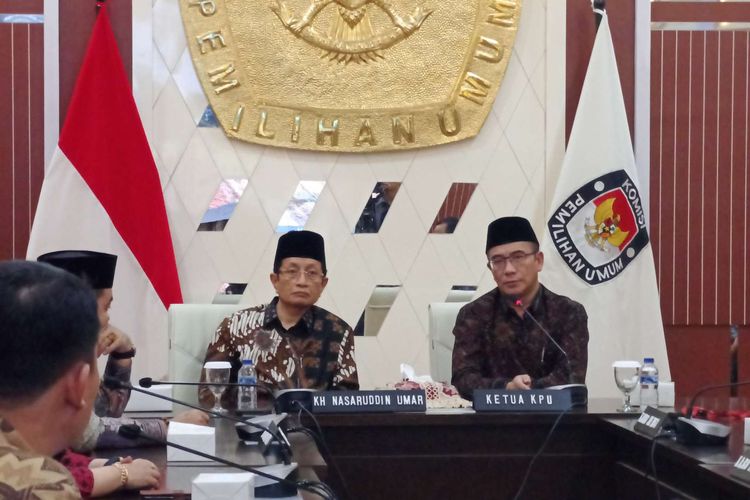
[485,216,539,252]
[37,250,117,289]
[273,230,327,274]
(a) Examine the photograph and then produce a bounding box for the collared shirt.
[0,418,80,499]
[451,285,589,399]
[199,297,359,409]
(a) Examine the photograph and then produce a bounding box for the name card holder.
[312,390,426,413]
[473,389,572,412]
[730,455,750,485]
[633,406,669,438]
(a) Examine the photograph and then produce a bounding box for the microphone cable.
[512,406,571,500]
[291,400,353,500]
[647,431,673,500]
[104,377,292,462]
[117,424,337,500]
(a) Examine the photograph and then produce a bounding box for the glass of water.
[204,361,232,413]
[613,360,641,412]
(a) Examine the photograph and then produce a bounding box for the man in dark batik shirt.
[38,251,207,451]
[199,230,358,410]
[451,217,589,399]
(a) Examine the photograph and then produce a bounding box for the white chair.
[445,288,476,303]
[168,303,245,407]
[428,302,464,383]
[363,285,400,336]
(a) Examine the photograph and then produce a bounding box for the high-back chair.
[428,302,464,383]
[168,303,245,407]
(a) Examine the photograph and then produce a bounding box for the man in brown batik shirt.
[199,230,358,409]
[451,217,589,400]
[0,261,102,498]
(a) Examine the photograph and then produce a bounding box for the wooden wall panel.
[0,13,43,260]
[652,29,750,328]
[59,1,131,129]
[566,0,635,143]
[652,2,750,398]
[664,326,731,401]
[431,183,477,231]
[0,23,12,260]
[0,2,132,261]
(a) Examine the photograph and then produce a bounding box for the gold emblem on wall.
[180,0,522,152]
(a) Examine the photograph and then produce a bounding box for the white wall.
[134,0,566,389]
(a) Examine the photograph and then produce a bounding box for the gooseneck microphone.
[684,380,750,419]
[102,377,291,464]
[138,377,278,404]
[117,425,336,500]
[512,298,587,407]
[674,379,750,445]
[513,298,572,383]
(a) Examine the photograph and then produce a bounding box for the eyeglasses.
[487,251,537,271]
[277,268,324,282]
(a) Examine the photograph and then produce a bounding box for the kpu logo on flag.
[547,169,649,285]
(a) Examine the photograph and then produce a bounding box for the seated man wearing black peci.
[37,250,207,452]
[199,230,359,410]
[451,216,589,399]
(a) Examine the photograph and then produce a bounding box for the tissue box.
[657,381,675,407]
[192,473,254,500]
[167,422,215,462]
[124,384,173,412]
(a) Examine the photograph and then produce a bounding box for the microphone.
[102,377,292,464]
[674,380,750,445]
[117,425,336,500]
[512,298,587,406]
[138,377,278,405]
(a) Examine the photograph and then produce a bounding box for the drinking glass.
[613,360,641,412]
[204,361,231,414]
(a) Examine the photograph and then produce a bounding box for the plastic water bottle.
[639,357,659,408]
[237,359,257,412]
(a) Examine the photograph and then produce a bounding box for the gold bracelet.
[113,462,129,488]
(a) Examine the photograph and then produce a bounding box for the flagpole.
[593,0,605,29]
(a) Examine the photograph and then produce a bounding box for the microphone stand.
[675,380,750,445]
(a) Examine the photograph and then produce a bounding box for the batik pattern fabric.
[73,414,166,452]
[0,419,81,499]
[451,285,589,400]
[199,297,359,409]
[93,356,132,418]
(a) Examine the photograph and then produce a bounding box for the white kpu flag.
[27,8,182,379]
[540,12,670,398]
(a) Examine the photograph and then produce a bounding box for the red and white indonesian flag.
[540,12,670,398]
[27,8,182,378]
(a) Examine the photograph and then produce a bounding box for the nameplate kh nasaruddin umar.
[179,0,522,152]
[312,390,426,413]
[473,389,572,412]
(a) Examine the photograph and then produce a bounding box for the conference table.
[107,399,750,499]
[102,418,327,499]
